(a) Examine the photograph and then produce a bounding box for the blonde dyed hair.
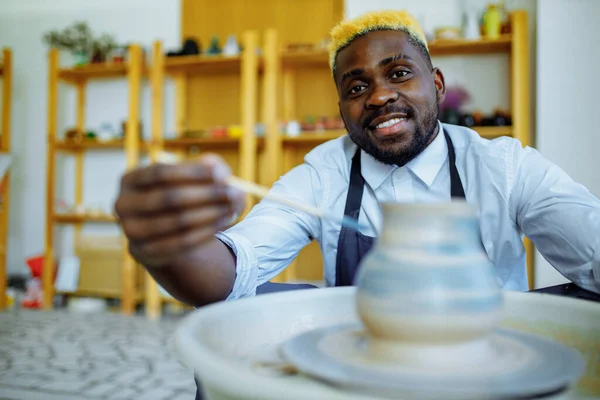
[328,10,429,73]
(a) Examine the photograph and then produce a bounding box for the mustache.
[363,105,415,130]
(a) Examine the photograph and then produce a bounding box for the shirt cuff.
[215,231,259,301]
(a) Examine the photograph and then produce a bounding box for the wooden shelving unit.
[0,48,12,311]
[270,11,533,287]
[145,30,265,318]
[43,45,145,313]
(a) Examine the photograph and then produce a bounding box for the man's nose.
[365,82,399,109]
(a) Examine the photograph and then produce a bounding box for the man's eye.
[349,85,366,94]
[391,70,409,79]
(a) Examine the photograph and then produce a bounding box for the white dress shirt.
[217,122,600,299]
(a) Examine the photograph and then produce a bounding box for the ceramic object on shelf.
[483,4,502,39]
[286,121,301,137]
[435,27,462,40]
[97,122,117,142]
[463,10,481,40]
[227,125,243,138]
[210,126,227,139]
[206,35,221,56]
[222,34,240,56]
[255,123,265,137]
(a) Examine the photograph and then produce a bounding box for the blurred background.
[0,0,598,398]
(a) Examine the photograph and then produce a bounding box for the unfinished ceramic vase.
[354,201,503,365]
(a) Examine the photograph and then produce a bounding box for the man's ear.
[433,67,446,105]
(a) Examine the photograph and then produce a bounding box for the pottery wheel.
[281,323,585,399]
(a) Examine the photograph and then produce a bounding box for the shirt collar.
[360,122,448,190]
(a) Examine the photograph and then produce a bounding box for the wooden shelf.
[55,139,125,151]
[54,139,149,152]
[280,35,513,70]
[163,137,240,148]
[163,136,266,150]
[54,213,117,224]
[428,35,512,56]
[58,62,133,83]
[472,125,513,139]
[165,55,241,75]
[282,130,346,145]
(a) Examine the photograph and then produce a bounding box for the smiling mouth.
[368,116,411,138]
[373,117,406,129]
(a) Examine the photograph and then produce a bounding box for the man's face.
[335,30,446,166]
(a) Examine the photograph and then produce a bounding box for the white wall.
[534,0,600,288]
[0,0,181,274]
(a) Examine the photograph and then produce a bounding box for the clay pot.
[354,202,502,351]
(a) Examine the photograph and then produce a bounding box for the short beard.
[348,103,439,167]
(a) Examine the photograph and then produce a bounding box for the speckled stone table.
[0,309,196,400]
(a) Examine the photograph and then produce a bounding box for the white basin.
[175,287,600,400]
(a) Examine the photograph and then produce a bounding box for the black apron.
[334,131,466,286]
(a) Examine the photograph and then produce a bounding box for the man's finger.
[115,184,231,216]
[120,205,231,241]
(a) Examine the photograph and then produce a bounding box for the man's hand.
[114,154,245,270]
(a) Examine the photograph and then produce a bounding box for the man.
[114,10,600,307]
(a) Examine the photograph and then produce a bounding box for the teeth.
[375,117,405,129]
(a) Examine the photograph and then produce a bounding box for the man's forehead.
[335,30,416,75]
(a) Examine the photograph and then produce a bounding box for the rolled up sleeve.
[216,163,323,300]
[509,142,600,293]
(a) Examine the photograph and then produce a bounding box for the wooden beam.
[150,41,164,161]
[0,48,11,310]
[174,74,188,161]
[239,30,259,214]
[511,10,534,289]
[511,10,531,148]
[1,48,12,152]
[145,41,165,319]
[43,49,59,310]
[74,82,86,250]
[262,29,280,186]
[0,174,8,310]
[122,44,143,315]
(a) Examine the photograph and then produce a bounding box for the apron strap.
[334,149,365,286]
[343,149,366,220]
[444,131,466,199]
